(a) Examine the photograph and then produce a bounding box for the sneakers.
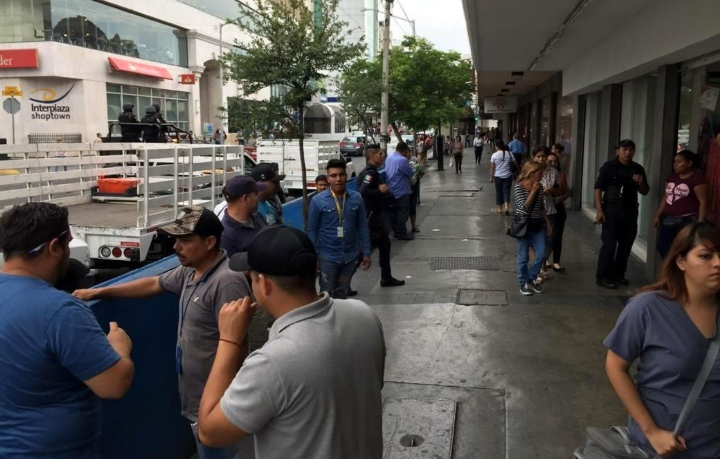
[596,278,618,290]
[520,283,533,296]
[529,281,544,294]
[380,278,405,287]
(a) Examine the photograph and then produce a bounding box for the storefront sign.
[29,83,76,121]
[484,96,518,114]
[179,74,196,84]
[108,57,173,80]
[700,85,719,111]
[0,49,39,69]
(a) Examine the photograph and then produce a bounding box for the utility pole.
[380,0,393,153]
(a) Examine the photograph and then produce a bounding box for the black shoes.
[596,278,618,290]
[395,234,415,241]
[347,290,358,297]
[381,278,405,287]
[614,277,630,286]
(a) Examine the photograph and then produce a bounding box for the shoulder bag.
[574,312,720,459]
[507,203,529,239]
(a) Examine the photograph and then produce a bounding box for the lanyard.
[179,283,201,339]
[331,191,346,224]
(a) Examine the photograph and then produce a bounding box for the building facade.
[0,0,266,143]
[464,0,720,280]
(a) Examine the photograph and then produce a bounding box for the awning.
[108,57,173,80]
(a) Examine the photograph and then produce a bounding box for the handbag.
[574,312,720,459]
[507,206,529,238]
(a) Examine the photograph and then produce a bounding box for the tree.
[337,59,382,143]
[223,0,365,225]
[338,37,473,147]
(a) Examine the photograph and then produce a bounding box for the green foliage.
[222,0,366,224]
[337,59,382,142]
[338,36,473,137]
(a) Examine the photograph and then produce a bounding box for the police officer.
[152,103,168,142]
[358,145,405,288]
[118,104,141,142]
[141,106,162,143]
[594,139,649,289]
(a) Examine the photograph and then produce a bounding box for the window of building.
[581,92,601,212]
[107,84,189,132]
[555,95,574,184]
[540,96,550,147]
[0,0,187,67]
[529,102,537,149]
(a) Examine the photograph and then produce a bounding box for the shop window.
[555,95,574,184]
[107,84,189,132]
[698,63,720,225]
[540,96,550,147]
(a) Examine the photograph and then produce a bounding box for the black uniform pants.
[369,216,392,281]
[596,204,638,281]
[474,146,482,164]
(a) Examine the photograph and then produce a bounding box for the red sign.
[120,241,141,247]
[179,74,196,84]
[108,57,173,80]
[0,49,39,69]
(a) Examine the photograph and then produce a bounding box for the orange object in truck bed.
[97,178,140,196]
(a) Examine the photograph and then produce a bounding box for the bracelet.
[219,338,242,348]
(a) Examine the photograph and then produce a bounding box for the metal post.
[143,148,149,226]
[173,146,179,216]
[380,0,393,153]
[211,147,217,208]
[11,96,16,145]
[188,146,194,205]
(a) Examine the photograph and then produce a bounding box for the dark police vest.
[598,159,644,206]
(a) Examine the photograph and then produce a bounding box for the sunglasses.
[28,229,71,256]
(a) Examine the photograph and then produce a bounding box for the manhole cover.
[399,434,425,447]
[430,257,500,270]
[457,289,508,306]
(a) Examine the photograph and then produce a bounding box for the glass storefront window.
[540,96,550,147]
[108,83,189,130]
[529,102,537,149]
[677,71,693,152]
[0,0,188,67]
[555,95,574,184]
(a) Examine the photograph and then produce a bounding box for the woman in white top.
[490,140,520,215]
[473,133,485,165]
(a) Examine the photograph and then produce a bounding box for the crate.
[96,178,140,196]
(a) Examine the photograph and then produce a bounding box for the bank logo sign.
[30,83,75,120]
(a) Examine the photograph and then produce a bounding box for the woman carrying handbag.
[577,222,720,459]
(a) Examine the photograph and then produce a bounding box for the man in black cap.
[594,139,649,289]
[251,163,286,226]
[219,175,268,257]
[197,225,385,459]
[73,206,254,459]
[357,145,405,288]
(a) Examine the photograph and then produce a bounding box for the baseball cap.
[229,225,317,276]
[158,206,224,238]
[617,139,636,150]
[251,163,285,183]
[223,175,268,200]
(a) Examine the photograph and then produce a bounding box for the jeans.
[596,204,638,281]
[493,176,512,206]
[657,215,697,259]
[191,422,239,459]
[391,194,411,237]
[517,228,546,286]
[319,257,357,299]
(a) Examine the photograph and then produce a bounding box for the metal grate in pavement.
[430,256,500,270]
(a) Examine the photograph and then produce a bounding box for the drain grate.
[430,256,500,270]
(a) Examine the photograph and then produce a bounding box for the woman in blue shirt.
[604,222,720,458]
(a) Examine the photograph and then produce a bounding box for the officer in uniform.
[357,145,405,288]
[594,139,650,289]
[141,106,162,143]
[152,103,168,142]
[118,104,142,142]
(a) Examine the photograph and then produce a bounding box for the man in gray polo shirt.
[197,225,385,459]
[73,206,256,459]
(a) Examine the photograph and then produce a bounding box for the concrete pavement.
[351,147,646,458]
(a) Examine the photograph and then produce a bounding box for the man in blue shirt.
[508,133,528,165]
[308,159,371,299]
[220,175,267,257]
[384,142,415,240]
[251,163,285,225]
[0,203,134,459]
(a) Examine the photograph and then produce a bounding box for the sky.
[391,0,471,55]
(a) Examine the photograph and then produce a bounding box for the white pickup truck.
[255,138,357,197]
[0,143,245,268]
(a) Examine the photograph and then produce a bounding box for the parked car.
[339,135,366,156]
[401,134,416,153]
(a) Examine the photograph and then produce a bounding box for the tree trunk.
[359,114,376,144]
[298,104,309,230]
[390,122,404,144]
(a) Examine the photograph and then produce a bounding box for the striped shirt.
[514,183,545,219]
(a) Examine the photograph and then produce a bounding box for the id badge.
[175,339,183,375]
[337,227,344,238]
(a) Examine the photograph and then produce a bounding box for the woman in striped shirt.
[514,161,553,296]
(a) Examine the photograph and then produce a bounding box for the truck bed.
[68,202,163,229]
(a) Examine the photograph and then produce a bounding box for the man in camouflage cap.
[74,206,255,458]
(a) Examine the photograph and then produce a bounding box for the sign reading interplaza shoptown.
[29,84,76,121]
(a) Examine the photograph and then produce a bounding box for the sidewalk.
[351,147,644,458]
